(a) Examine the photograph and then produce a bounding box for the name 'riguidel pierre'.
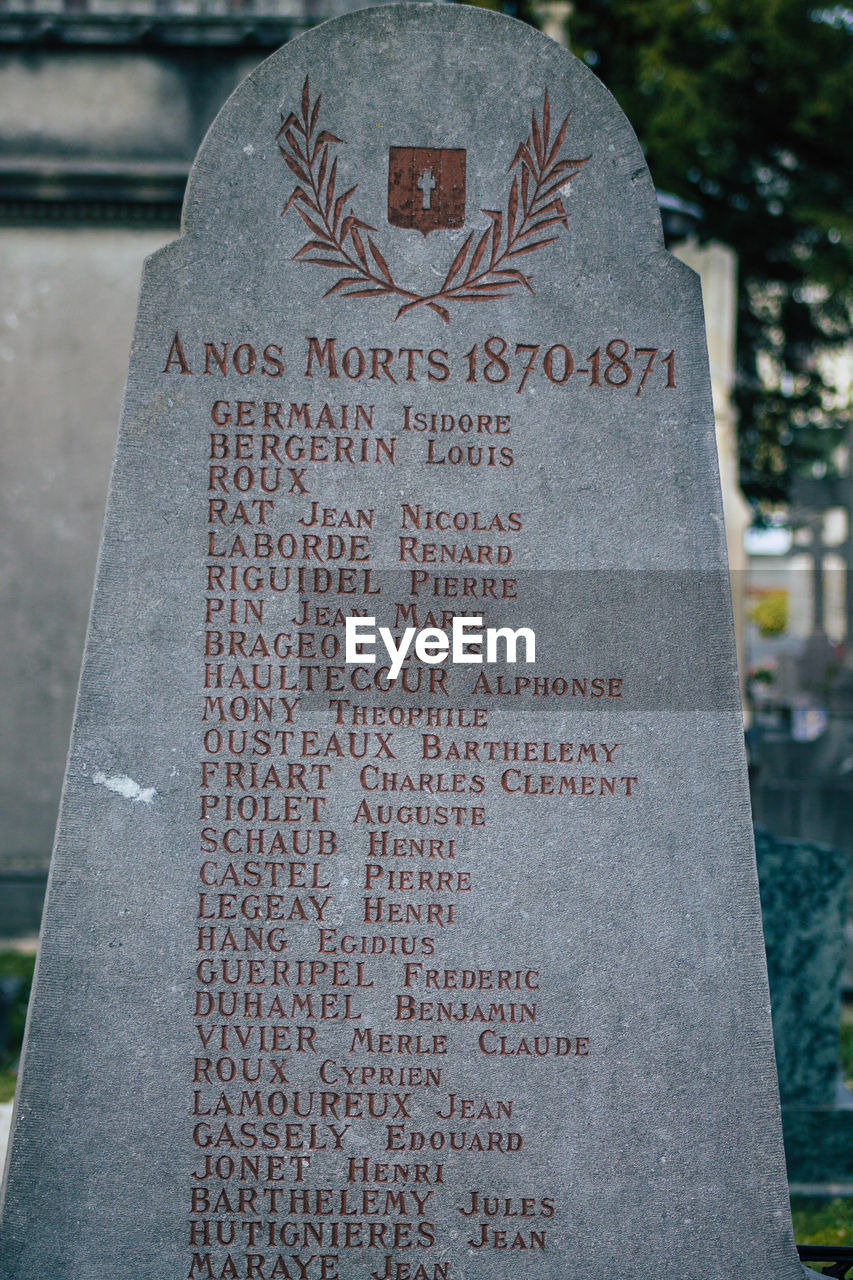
[346,616,536,682]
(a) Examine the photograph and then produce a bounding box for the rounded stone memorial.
[0,7,814,1279]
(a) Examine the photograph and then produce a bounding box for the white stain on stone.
[92,771,156,804]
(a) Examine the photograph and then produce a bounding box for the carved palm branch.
[278,78,588,322]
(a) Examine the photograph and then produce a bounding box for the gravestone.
[756,829,849,1109]
[1,6,813,1278]
[754,828,853,1183]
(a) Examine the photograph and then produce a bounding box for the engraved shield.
[388,145,466,234]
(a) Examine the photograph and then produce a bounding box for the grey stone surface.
[0,7,810,1278]
[0,228,172,882]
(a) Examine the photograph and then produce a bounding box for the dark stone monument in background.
[1,7,812,1277]
[756,829,853,1185]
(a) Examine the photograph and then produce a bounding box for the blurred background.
[1,0,852,1245]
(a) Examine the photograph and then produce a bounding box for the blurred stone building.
[1,0,391,933]
[0,0,747,935]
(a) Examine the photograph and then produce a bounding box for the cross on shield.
[388,146,466,235]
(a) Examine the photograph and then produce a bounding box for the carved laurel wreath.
[277,77,588,322]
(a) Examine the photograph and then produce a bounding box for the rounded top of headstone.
[180,1,664,299]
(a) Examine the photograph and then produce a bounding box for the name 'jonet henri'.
[345,616,535,681]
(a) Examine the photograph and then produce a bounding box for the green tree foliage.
[469,0,853,507]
